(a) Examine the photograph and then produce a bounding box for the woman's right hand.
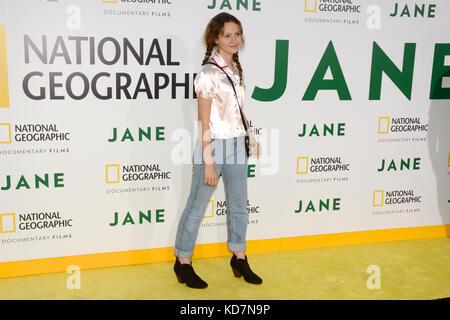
[204,163,218,186]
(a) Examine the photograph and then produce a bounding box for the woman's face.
[215,22,242,57]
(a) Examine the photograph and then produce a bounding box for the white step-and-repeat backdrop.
[0,0,449,273]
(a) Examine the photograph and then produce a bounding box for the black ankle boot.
[173,259,208,289]
[230,255,262,284]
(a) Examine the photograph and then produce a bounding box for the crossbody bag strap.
[205,61,248,133]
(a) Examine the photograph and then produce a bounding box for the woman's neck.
[217,49,233,66]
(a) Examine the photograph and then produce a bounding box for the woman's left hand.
[249,141,261,158]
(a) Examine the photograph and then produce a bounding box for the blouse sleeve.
[194,66,218,100]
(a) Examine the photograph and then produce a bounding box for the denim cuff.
[174,247,193,259]
[227,241,247,253]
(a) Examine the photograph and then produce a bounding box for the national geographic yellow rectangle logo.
[304,0,317,12]
[203,200,214,218]
[378,117,390,134]
[0,25,10,109]
[0,213,16,233]
[0,123,12,144]
[106,164,120,184]
[296,157,309,174]
[372,190,384,207]
[102,0,118,3]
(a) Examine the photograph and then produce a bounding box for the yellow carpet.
[0,238,449,300]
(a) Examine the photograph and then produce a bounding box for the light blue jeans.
[174,135,249,258]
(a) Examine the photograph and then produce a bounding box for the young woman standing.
[173,12,262,289]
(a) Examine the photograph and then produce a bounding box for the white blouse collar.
[211,51,237,71]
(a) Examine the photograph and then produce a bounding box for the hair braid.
[202,43,215,65]
[233,53,243,86]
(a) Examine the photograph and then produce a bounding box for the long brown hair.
[201,12,245,85]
